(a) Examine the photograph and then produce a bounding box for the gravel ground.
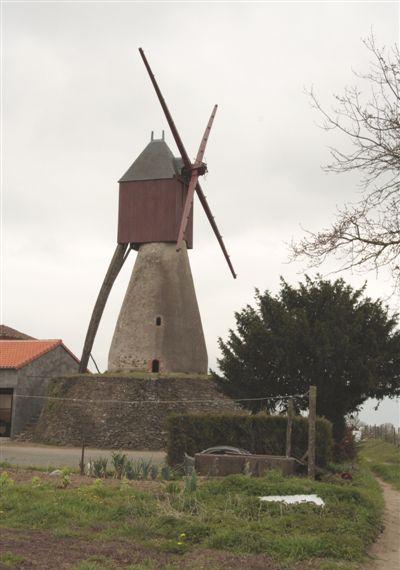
[0,439,166,470]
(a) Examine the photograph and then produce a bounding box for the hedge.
[166,413,333,467]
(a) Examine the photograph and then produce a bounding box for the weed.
[31,476,42,487]
[125,562,156,570]
[0,552,25,567]
[0,472,14,490]
[72,557,111,570]
[184,471,197,493]
[57,468,71,489]
[161,464,172,480]
[165,481,180,496]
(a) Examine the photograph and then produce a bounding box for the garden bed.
[0,462,383,570]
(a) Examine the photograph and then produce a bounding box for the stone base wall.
[33,374,241,449]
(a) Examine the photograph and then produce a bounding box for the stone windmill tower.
[79,49,236,375]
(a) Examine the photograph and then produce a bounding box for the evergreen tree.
[215,276,400,440]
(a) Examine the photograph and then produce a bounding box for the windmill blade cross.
[138,48,237,279]
[176,105,218,252]
[138,48,191,170]
[195,181,237,279]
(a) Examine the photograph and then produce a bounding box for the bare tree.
[291,35,400,290]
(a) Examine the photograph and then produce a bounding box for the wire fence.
[360,423,400,447]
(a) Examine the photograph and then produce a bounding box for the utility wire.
[12,392,307,406]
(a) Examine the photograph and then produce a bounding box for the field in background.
[359,439,400,490]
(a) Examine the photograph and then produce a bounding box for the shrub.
[333,426,357,462]
[166,413,332,466]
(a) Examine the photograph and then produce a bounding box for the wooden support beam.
[308,385,317,480]
[79,243,129,372]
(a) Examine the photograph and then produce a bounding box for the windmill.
[79,49,236,374]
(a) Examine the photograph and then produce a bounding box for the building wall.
[0,370,18,390]
[118,178,193,248]
[0,346,79,438]
[108,242,208,374]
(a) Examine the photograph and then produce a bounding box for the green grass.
[0,552,25,567]
[0,467,383,567]
[359,439,400,490]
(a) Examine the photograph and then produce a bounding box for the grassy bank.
[358,438,400,490]
[0,465,383,569]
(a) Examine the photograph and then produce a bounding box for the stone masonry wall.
[13,346,79,437]
[34,374,242,449]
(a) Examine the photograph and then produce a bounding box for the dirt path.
[363,479,400,570]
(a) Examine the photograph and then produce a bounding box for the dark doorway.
[0,389,13,437]
[156,317,162,326]
[152,359,160,373]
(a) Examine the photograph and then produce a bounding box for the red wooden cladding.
[117,178,193,248]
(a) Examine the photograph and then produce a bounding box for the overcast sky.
[2,1,399,426]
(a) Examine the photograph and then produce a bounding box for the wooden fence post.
[79,438,85,476]
[308,385,317,480]
[286,398,294,458]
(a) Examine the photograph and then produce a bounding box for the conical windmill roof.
[119,138,184,182]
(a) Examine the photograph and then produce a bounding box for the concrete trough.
[194,453,297,477]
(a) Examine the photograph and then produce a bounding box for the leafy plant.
[140,458,153,480]
[125,460,142,481]
[31,476,42,487]
[87,457,108,478]
[57,469,71,489]
[111,451,127,479]
[150,464,159,481]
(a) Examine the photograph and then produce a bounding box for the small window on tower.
[156,317,162,326]
[152,359,160,373]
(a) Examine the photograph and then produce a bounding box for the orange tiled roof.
[0,340,78,369]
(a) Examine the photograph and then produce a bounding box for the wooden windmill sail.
[79,49,236,374]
